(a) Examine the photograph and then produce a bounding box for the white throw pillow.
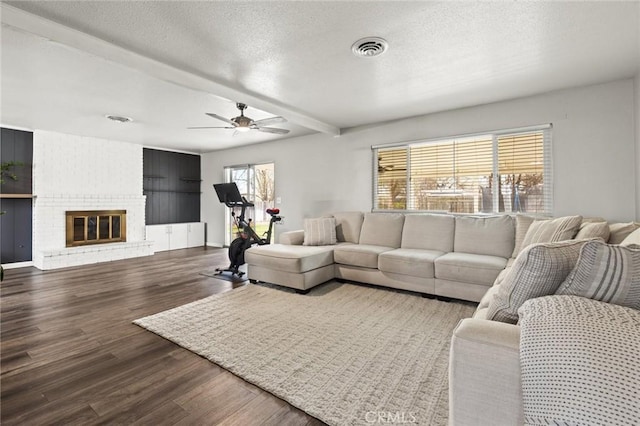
[621,227,640,247]
[511,214,536,258]
[608,222,640,244]
[575,221,610,241]
[303,217,337,246]
[519,215,582,251]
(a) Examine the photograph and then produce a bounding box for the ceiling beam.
[1,4,341,136]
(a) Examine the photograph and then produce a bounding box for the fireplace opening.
[66,210,126,247]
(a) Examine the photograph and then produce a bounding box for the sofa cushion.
[519,215,582,250]
[454,215,515,258]
[245,244,335,274]
[401,214,454,252]
[556,240,640,310]
[575,220,610,241]
[358,213,405,248]
[608,221,640,244]
[303,217,337,246]
[486,239,588,324]
[378,248,444,278]
[333,211,364,243]
[333,244,394,269]
[434,252,507,286]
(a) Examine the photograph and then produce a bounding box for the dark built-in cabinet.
[143,148,201,225]
[1,128,34,263]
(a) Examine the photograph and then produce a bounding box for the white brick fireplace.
[32,130,152,269]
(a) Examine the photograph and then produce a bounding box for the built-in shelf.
[0,193,34,199]
[143,148,200,225]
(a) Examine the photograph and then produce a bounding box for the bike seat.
[266,208,280,215]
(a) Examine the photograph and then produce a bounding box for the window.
[373,125,552,215]
[224,163,275,246]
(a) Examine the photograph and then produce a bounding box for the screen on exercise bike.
[214,182,247,206]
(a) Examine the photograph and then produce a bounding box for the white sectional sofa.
[449,229,639,425]
[246,211,515,302]
[246,211,640,425]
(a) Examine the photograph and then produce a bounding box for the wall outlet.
[276,197,282,204]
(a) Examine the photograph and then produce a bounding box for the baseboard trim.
[2,261,34,269]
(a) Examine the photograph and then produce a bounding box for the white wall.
[636,71,640,221]
[202,78,637,246]
[32,130,151,269]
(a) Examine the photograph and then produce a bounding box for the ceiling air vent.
[351,37,388,58]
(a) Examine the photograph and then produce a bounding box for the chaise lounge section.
[243,243,336,292]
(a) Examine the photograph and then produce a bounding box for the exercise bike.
[213,182,282,278]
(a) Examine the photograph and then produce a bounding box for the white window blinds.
[373,125,552,215]
[496,131,550,215]
[376,147,408,210]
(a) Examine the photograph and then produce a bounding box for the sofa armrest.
[279,230,304,245]
[449,318,523,426]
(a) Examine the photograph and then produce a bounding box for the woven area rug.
[134,282,475,425]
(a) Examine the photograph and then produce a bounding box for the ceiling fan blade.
[205,113,236,126]
[252,116,287,127]
[257,127,290,135]
[187,126,235,129]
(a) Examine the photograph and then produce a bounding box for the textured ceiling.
[1,1,639,152]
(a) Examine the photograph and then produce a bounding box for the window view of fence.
[224,163,275,245]
[374,127,550,215]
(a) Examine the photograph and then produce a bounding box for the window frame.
[372,124,553,216]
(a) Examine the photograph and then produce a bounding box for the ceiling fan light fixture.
[233,114,252,128]
[235,126,251,133]
[351,37,388,58]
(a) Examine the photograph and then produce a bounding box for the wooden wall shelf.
[0,194,34,199]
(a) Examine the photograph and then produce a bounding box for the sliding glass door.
[223,163,275,246]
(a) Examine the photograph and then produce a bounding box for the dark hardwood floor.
[1,247,325,425]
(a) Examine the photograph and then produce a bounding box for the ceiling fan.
[378,156,407,174]
[188,103,290,134]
